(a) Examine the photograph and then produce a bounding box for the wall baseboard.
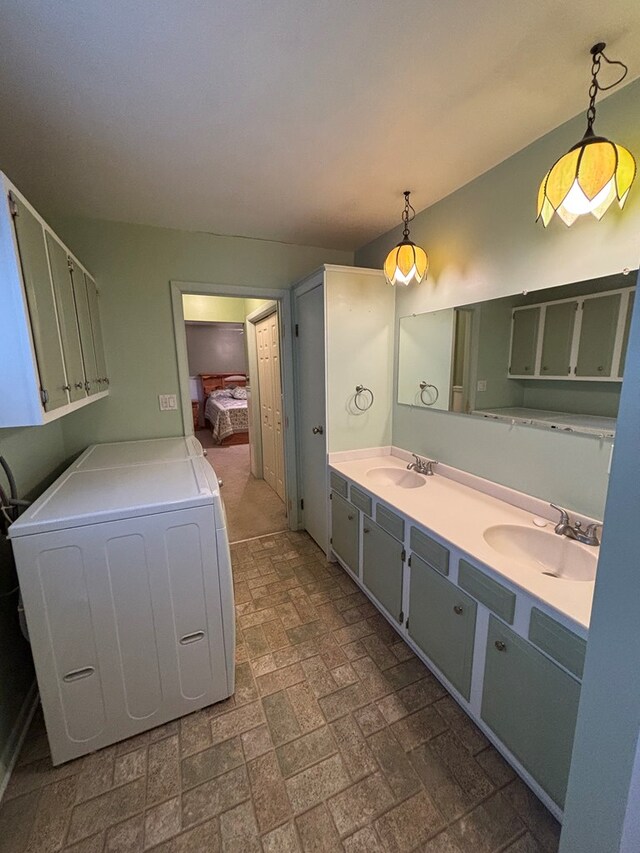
[0,682,38,803]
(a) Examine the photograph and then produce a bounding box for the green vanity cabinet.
[540,301,577,376]
[10,194,69,413]
[408,554,477,699]
[330,492,359,575]
[362,519,404,622]
[575,292,621,378]
[482,616,581,809]
[618,290,635,377]
[509,306,540,375]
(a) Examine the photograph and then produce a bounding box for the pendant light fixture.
[537,43,636,227]
[383,191,429,286]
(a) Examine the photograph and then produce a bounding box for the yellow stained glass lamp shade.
[384,239,429,286]
[537,136,636,227]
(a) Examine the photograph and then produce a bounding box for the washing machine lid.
[71,436,204,471]
[9,457,220,537]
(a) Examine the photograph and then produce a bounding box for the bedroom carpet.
[197,431,288,543]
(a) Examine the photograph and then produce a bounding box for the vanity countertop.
[329,454,594,635]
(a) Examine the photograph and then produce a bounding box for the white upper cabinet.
[0,173,109,426]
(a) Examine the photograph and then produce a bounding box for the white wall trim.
[0,682,38,803]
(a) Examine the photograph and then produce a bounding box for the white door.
[268,311,286,501]
[295,284,327,552]
[256,314,277,493]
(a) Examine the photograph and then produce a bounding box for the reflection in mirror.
[397,271,637,438]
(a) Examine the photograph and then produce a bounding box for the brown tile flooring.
[0,531,561,852]
[197,430,287,543]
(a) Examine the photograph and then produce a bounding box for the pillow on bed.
[211,389,233,398]
[231,386,248,400]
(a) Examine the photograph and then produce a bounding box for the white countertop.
[329,454,594,634]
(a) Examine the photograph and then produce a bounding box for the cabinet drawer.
[408,554,476,700]
[375,503,405,542]
[529,608,587,680]
[458,559,515,624]
[482,616,580,809]
[330,472,348,498]
[410,526,449,576]
[350,485,372,516]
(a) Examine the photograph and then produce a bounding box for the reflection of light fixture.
[537,43,636,227]
[384,191,429,285]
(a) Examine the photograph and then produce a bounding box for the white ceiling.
[1,1,639,251]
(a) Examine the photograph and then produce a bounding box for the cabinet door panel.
[362,519,403,621]
[85,273,108,390]
[71,265,98,394]
[509,307,540,375]
[618,291,635,377]
[540,301,576,376]
[46,233,86,402]
[11,195,68,411]
[482,616,580,809]
[408,554,476,699]
[331,492,359,574]
[576,293,621,377]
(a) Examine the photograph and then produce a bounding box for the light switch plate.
[159,394,178,411]
[476,380,487,392]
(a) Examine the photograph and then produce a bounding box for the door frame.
[170,281,298,529]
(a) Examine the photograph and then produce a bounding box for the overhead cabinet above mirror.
[0,173,109,427]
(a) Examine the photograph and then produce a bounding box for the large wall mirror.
[398,270,637,438]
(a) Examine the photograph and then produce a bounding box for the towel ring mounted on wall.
[419,381,439,406]
[354,385,374,411]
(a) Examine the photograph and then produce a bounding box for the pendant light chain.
[586,43,629,135]
[401,191,415,240]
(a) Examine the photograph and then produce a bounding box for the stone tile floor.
[0,531,561,852]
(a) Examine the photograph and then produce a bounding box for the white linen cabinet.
[0,172,109,426]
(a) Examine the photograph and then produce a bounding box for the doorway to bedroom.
[179,292,288,543]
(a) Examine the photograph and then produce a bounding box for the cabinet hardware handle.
[180,631,205,645]
[453,605,463,615]
[495,640,506,652]
[84,382,91,392]
[363,528,370,534]
[63,666,95,682]
[75,382,84,390]
[62,384,71,391]
[203,449,208,456]
[218,478,224,487]
[597,366,604,372]
[347,514,354,521]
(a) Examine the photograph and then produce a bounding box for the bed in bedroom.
[200,373,249,446]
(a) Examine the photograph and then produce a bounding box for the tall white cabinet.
[0,172,109,426]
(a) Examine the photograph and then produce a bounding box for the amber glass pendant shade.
[383,191,429,286]
[537,43,636,228]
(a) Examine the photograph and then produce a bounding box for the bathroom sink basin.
[366,467,426,489]
[483,524,597,582]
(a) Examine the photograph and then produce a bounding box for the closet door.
[268,311,286,501]
[256,315,277,492]
[45,233,87,403]
[70,262,98,394]
[10,194,69,412]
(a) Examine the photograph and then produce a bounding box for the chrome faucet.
[407,454,438,476]
[550,504,600,546]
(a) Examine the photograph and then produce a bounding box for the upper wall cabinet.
[0,173,109,427]
[508,287,634,381]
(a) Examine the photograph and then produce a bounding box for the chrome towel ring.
[419,381,439,406]
[354,385,374,411]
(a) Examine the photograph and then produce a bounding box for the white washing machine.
[9,441,234,765]
[69,435,205,470]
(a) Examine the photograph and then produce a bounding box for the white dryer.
[9,442,234,765]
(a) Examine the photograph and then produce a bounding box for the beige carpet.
[197,430,288,543]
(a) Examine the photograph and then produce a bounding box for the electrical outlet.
[158,394,178,411]
[477,380,487,392]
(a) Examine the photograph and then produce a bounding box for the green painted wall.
[356,78,640,519]
[0,420,71,786]
[52,217,352,456]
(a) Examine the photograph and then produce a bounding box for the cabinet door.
[46,233,87,403]
[540,301,576,376]
[85,273,108,390]
[70,263,98,394]
[362,519,403,622]
[331,492,359,574]
[408,554,476,699]
[10,194,69,412]
[481,616,580,809]
[575,293,621,377]
[509,307,540,375]
[618,290,635,377]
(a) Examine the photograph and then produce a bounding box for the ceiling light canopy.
[537,42,636,228]
[384,191,429,286]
